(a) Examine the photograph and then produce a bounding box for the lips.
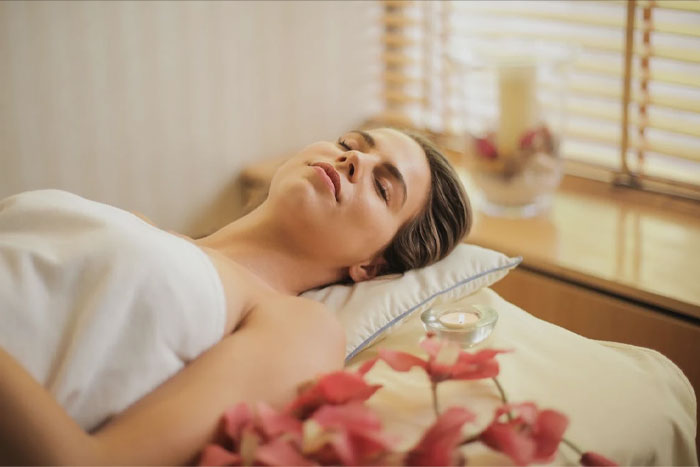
[311,162,341,201]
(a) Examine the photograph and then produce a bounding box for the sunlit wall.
[0,1,381,236]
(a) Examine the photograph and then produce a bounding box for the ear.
[348,256,388,283]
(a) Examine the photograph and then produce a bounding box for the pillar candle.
[497,62,538,159]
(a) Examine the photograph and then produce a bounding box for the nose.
[336,150,362,183]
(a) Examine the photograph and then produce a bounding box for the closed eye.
[338,139,351,151]
[375,177,389,203]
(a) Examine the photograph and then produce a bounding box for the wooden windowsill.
[464,173,700,321]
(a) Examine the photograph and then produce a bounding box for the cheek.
[268,168,302,200]
[295,142,336,162]
[345,199,398,247]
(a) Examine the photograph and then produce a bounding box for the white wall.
[0,1,380,236]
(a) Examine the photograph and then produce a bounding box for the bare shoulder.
[257,294,337,322]
[243,294,345,357]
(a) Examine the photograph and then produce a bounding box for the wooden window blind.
[376,0,700,199]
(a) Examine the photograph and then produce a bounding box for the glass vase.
[454,40,573,217]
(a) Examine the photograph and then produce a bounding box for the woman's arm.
[0,346,100,464]
[0,298,345,465]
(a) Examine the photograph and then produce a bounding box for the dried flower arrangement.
[472,125,557,179]
[468,124,563,211]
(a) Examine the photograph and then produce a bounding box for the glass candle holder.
[420,303,498,348]
[453,40,574,217]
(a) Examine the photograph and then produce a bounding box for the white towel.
[0,190,226,430]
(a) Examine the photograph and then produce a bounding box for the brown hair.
[380,129,472,275]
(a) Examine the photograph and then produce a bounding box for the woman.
[0,127,471,464]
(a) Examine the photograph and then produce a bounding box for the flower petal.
[349,432,398,465]
[221,403,254,442]
[419,335,444,359]
[481,403,568,466]
[476,136,498,159]
[580,451,619,466]
[378,349,428,372]
[480,421,537,466]
[318,371,381,404]
[450,349,508,380]
[425,341,462,381]
[256,402,303,443]
[285,371,380,418]
[433,340,461,367]
[356,357,379,376]
[198,444,241,466]
[316,430,355,465]
[255,438,316,466]
[311,403,395,464]
[285,385,324,419]
[533,409,569,461]
[494,402,538,425]
[312,402,383,434]
[239,426,261,467]
[405,407,475,466]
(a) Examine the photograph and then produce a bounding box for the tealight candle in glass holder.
[439,310,480,328]
[420,304,498,348]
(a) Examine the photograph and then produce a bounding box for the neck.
[194,205,346,295]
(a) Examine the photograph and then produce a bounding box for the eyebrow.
[349,129,375,148]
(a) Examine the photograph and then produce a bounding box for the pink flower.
[580,451,618,466]
[256,402,303,444]
[198,444,241,466]
[519,128,538,150]
[475,135,498,159]
[371,335,508,384]
[307,402,396,465]
[255,438,316,466]
[519,125,555,154]
[404,407,475,466]
[285,370,382,419]
[220,402,303,444]
[219,402,254,442]
[480,402,569,466]
[198,402,310,466]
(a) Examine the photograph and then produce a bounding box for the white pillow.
[301,244,521,360]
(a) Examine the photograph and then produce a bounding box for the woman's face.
[268,128,431,277]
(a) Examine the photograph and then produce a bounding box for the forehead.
[368,128,423,161]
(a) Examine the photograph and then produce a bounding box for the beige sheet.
[348,287,697,466]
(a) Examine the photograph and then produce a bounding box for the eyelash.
[375,179,389,203]
[337,138,389,204]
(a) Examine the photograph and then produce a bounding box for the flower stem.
[560,437,584,456]
[431,381,440,420]
[492,377,508,404]
[492,377,514,422]
[459,434,482,446]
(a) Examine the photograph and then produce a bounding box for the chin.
[270,183,325,222]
